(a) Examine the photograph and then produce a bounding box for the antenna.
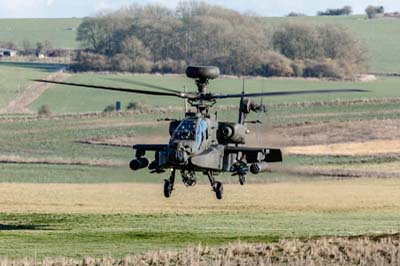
[256,79,265,145]
[238,77,245,124]
[183,85,188,113]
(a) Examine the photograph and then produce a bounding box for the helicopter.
[35,66,365,200]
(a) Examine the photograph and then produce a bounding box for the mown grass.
[0,62,64,109]
[1,210,400,257]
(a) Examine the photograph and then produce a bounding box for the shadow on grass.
[0,224,52,231]
[0,61,65,72]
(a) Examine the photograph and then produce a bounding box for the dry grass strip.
[1,180,400,214]
[2,234,400,265]
[0,156,124,167]
[285,140,400,156]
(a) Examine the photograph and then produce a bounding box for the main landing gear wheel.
[164,180,173,198]
[214,182,223,200]
[163,169,176,198]
[206,171,223,200]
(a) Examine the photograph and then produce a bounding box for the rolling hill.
[1,15,400,73]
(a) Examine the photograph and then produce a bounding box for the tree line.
[74,2,367,79]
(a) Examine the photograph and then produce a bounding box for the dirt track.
[0,71,71,114]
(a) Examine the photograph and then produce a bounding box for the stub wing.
[133,144,169,151]
[224,146,283,163]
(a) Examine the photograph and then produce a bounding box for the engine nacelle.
[129,158,149,171]
[217,122,246,144]
[250,162,269,174]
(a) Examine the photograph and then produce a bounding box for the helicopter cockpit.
[172,118,208,148]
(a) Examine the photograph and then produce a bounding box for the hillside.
[0,18,81,49]
[1,15,399,74]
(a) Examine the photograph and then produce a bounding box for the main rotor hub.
[186,66,220,94]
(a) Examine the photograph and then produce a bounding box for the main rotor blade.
[33,79,186,98]
[106,77,183,94]
[211,89,368,99]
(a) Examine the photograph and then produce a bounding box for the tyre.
[239,175,246,186]
[215,182,223,200]
[164,180,173,198]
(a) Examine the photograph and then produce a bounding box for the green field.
[30,72,400,114]
[2,210,400,258]
[0,62,64,109]
[0,18,81,49]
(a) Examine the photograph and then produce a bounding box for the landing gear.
[163,169,176,198]
[239,175,246,186]
[206,171,224,200]
[215,181,223,200]
[230,161,248,186]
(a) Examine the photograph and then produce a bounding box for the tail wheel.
[163,180,173,198]
[214,182,223,200]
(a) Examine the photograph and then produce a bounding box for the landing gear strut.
[206,171,223,200]
[164,169,176,198]
[239,175,246,186]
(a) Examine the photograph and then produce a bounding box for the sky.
[0,0,399,18]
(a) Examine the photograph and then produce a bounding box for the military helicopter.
[35,66,365,200]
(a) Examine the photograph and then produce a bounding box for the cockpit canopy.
[173,118,208,147]
[173,119,196,140]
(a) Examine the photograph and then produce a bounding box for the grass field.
[2,179,400,257]
[30,73,400,114]
[0,62,64,110]
[0,18,81,49]
[0,19,400,259]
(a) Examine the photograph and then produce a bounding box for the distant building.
[36,51,46,59]
[0,48,17,57]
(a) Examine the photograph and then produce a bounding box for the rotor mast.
[186,66,220,114]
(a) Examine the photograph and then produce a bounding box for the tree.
[74,2,367,79]
[317,6,353,16]
[272,23,322,60]
[366,5,384,19]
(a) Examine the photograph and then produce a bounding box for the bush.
[317,6,352,16]
[303,60,344,79]
[153,58,187,73]
[291,60,305,77]
[287,12,306,17]
[253,51,294,77]
[126,101,143,110]
[73,51,110,71]
[103,104,115,113]
[37,104,52,116]
[366,5,384,19]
